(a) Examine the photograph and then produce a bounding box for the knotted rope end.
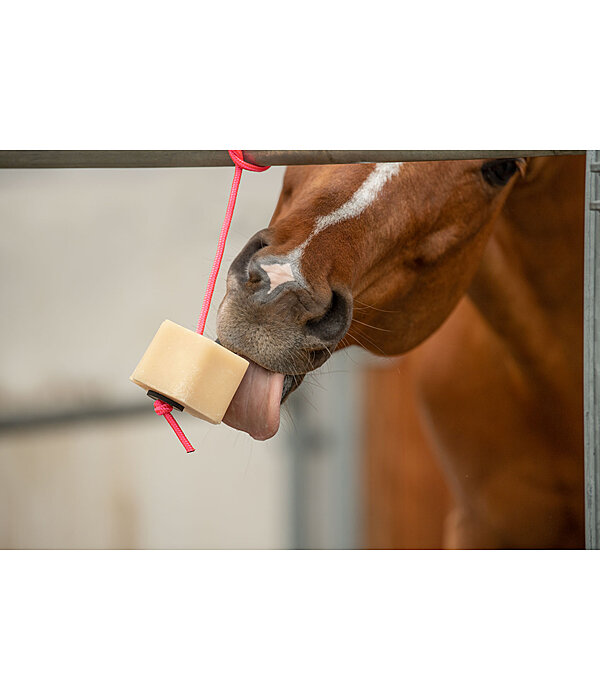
[154,399,195,454]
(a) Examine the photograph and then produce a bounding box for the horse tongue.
[223,361,285,440]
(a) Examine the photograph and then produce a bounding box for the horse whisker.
[351,318,392,332]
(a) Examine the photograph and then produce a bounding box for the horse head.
[217,158,526,439]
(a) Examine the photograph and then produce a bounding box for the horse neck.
[467,156,585,402]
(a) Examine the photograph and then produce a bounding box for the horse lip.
[229,348,283,376]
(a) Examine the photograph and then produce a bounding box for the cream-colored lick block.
[130,320,249,424]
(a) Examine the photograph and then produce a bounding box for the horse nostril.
[247,256,266,284]
[229,230,270,284]
[305,290,353,344]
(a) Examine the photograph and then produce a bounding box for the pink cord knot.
[153,399,172,416]
[153,399,195,453]
[228,150,271,172]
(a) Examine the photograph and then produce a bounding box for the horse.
[216,155,585,549]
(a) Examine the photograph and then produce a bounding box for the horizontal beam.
[0,402,151,433]
[0,150,585,169]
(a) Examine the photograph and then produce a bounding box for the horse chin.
[216,288,345,439]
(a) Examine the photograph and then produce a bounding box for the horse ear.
[516,158,527,177]
[519,157,555,182]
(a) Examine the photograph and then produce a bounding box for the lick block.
[130,320,249,424]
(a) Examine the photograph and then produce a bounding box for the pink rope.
[155,150,270,453]
[196,150,270,335]
[154,399,195,453]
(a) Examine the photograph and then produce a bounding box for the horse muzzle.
[216,230,353,383]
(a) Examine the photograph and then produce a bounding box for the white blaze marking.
[262,261,295,293]
[312,162,402,237]
[260,162,401,292]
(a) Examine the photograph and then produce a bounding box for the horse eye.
[481,159,519,187]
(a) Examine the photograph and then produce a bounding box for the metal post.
[0,150,585,169]
[585,150,600,549]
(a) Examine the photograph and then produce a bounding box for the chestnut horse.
[217,156,585,549]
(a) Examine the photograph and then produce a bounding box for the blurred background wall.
[0,166,364,549]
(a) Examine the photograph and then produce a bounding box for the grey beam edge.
[0,150,585,169]
[585,150,600,549]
